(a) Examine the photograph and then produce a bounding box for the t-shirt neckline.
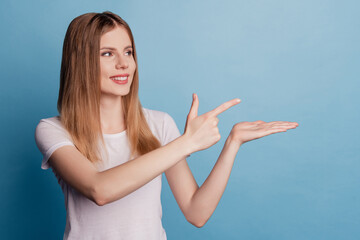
[103,130,127,138]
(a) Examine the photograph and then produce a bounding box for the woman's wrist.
[175,134,195,157]
[226,133,243,149]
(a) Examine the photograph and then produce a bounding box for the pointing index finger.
[207,98,241,117]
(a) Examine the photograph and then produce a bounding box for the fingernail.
[236,98,241,102]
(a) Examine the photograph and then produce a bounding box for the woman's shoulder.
[142,107,168,118]
[35,115,72,142]
[35,116,74,170]
[37,116,63,129]
[142,107,178,126]
[142,107,174,123]
[142,107,180,145]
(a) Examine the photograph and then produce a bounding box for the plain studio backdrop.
[0,0,359,239]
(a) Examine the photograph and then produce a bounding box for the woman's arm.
[164,137,238,228]
[49,94,240,206]
[166,120,299,227]
[50,134,191,206]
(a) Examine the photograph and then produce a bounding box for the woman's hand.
[229,120,299,146]
[183,93,241,153]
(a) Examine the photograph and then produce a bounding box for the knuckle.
[233,123,242,129]
[216,134,221,140]
[212,117,219,126]
[203,113,210,120]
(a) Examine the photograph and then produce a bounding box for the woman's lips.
[110,74,129,85]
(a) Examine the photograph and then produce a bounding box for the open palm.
[230,120,299,145]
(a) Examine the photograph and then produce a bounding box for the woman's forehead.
[100,26,132,48]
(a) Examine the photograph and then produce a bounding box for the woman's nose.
[115,56,128,69]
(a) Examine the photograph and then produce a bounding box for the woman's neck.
[100,95,126,134]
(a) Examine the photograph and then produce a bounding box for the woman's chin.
[100,91,130,99]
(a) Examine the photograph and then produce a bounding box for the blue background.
[1,0,359,239]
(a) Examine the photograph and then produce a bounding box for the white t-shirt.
[35,108,181,240]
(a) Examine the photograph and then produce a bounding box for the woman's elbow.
[193,221,206,228]
[187,217,208,228]
[93,195,107,206]
[91,182,108,206]
[91,179,128,206]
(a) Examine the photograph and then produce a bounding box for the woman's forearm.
[95,135,192,205]
[186,136,241,227]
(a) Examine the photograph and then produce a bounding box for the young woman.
[35,11,298,240]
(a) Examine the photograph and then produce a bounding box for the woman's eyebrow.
[100,46,132,50]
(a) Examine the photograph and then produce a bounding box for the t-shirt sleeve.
[35,119,75,170]
[161,113,181,146]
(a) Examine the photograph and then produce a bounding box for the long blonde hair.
[58,11,161,164]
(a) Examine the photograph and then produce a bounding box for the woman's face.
[99,26,136,97]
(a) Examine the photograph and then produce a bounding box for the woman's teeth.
[111,76,128,81]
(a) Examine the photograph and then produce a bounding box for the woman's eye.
[125,50,133,56]
[101,52,112,57]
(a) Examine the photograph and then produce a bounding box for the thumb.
[187,93,199,121]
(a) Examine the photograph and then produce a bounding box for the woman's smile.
[110,74,129,84]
